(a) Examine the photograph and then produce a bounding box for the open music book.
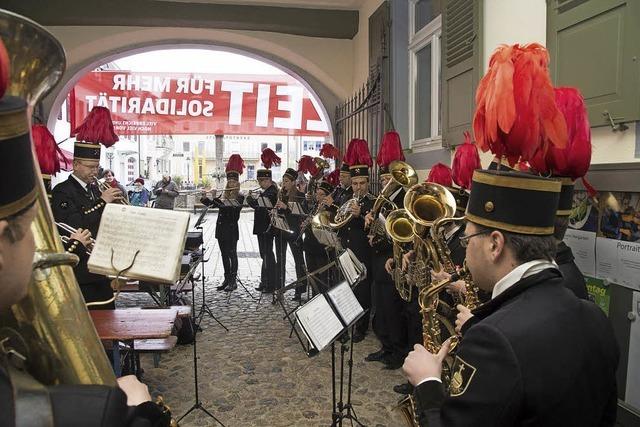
[88,204,190,284]
[295,282,364,352]
[338,248,365,286]
[272,215,291,232]
[288,202,305,215]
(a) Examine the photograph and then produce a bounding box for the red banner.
[70,71,330,136]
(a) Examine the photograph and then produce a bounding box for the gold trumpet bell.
[0,10,116,385]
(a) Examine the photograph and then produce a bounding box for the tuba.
[0,9,116,385]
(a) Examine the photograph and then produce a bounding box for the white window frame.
[409,6,442,153]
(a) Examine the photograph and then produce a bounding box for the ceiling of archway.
[155,0,366,10]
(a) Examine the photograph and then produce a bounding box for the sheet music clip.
[87,247,140,308]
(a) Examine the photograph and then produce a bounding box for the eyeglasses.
[459,230,491,248]
[77,162,100,171]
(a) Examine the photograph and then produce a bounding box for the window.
[127,157,136,181]
[275,143,283,153]
[261,143,268,151]
[198,141,205,154]
[247,165,256,179]
[409,0,441,152]
[183,141,190,152]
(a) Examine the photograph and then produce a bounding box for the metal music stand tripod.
[178,271,226,426]
[193,213,228,332]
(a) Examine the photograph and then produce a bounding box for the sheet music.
[338,250,361,285]
[273,215,291,232]
[288,202,305,215]
[88,204,190,283]
[327,281,364,327]
[295,295,344,351]
[222,199,240,207]
[258,197,273,208]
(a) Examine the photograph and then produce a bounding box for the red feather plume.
[325,169,340,187]
[377,131,405,167]
[297,155,319,176]
[452,131,481,190]
[319,143,341,160]
[260,148,281,169]
[71,106,119,147]
[226,154,245,174]
[427,163,453,187]
[0,39,9,99]
[473,44,568,166]
[32,124,71,175]
[343,138,372,167]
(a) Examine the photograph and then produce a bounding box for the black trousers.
[275,231,306,292]
[81,279,115,310]
[218,238,238,277]
[402,298,423,354]
[304,249,330,295]
[257,232,276,291]
[371,256,407,357]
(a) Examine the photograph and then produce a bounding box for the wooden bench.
[134,336,178,368]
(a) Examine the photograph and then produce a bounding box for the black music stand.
[194,215,228,332]
[178,273,226,426]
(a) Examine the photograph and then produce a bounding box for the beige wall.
[482,0,639,166]
[352,0,384,89]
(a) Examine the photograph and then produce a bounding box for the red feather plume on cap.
[426,163,453,187]
[226,154,245,174]
[325,169,340,187]
[260,148,281,169]
[377,131,405,167]
[72,106,119,147]
[297,155,319,176]
[473,43,568,166]
[32,124,72,175]
[319,143,341,160]
[529,87,595,197]
[0,39,9,99]
[452,131,481,190]
[343,138,372,167]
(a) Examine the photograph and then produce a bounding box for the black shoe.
[262,288,274,294]
[216,278,228,291]
[224,278,237,292]
[365,349,389,362]
[351,333,365,343]
[393,382,413,395]
[382,358,404,370]
[292,293,302,302]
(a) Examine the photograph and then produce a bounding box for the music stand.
[178,272,226,426]
[194,218,228,332]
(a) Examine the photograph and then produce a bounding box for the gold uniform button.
[484,201,494,213]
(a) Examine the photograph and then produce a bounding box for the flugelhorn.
[97,178,129,205]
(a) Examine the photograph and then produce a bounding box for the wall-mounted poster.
[599,191,640,242]
[584,277,610,315]
[569,190,600,232]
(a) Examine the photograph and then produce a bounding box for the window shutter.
[441,0,482,148]
[547,0,640,127]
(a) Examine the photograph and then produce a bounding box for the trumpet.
[55,222,96,247]
[60,236,92,256]
[96,178,129,205]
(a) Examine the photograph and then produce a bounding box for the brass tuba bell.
[0,9,116,385]
[384,208,414,244]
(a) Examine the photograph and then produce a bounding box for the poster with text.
[584,276,610,316]
[595,237,640,291]
[563,229,596,277]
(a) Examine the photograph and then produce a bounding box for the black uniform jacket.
[247,184,278,235]
[201,195,244,241]
[338,193,374,264]
[0,363,166,427]
[555,242,589,299]
[332,185,353,207]
[51,176,107,284]
[415,268,619,427]
[278,189,307,240]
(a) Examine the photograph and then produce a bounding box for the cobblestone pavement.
[118,211,407,427]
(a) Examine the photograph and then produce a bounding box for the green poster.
[585,276,611,316]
